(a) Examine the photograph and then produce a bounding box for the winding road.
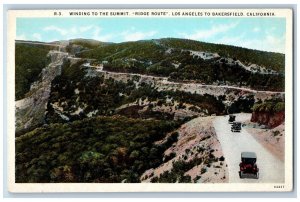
[84,63,284,95]
[213,113,284,183]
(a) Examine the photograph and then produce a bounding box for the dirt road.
[93,67,284,94]
[213,114,284,183]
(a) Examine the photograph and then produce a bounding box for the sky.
[16,17,286,53]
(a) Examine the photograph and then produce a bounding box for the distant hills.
[77,38,284,72]
[15,38,285,100]
[72,38,285,93]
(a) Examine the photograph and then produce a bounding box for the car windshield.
[242,158,256,164]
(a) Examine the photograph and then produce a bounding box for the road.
[84,63,284,95]
[213,113,284,183]
[15,40,284,95]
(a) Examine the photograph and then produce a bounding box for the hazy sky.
[16,17,286,53]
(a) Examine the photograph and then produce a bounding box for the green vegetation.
[68,39,107,49]
[79,38,285,73]
[252,99,285,113]
[228,95,255,114]
[16,116,181,183]
[15,43,53,100]
[65,38,112,54]
[150,159,200,183]
[15,38,285,101]
[79,40,165,63]
[159,38,285,72]
[251,98,285,127]
[168,54,284,91]
[78,38,284,91]
[273,130,281,137]
[46,60,226,124]
[150,150,219,183]
[148,145,219,183]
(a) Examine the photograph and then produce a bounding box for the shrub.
[219,156,225,161]
[16,116,180,183]
[201,168,207,174]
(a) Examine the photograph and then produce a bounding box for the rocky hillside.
[141,116,228,183]
[251,100,285,128]
[15,43,53,100]
[44,59,284,128]
[15,51,68,133]
[78,38,285,92]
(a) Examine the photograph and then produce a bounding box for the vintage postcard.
[7,8,293,192]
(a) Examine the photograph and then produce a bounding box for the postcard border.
[4,7,295,194]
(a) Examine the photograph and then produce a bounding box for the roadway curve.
[85,63,285,95]
[213,113,284,183]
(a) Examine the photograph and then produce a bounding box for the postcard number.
[274,185,284,189]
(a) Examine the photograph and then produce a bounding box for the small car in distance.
[239,152,259,179]
[231,122,242,132]
[228,115,236,124]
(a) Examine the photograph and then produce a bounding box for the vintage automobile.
[239,152,259,179]
[228,115,236,124]
[231,122,242,132]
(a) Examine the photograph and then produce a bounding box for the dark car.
[239,152,259,179]
[231,122,242,132]
[228,115,236,124]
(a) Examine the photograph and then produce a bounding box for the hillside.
[78,38,285,72]
[65,38,112,55]
[15,38,285,101]
[251,99,285,128]
[77,38,284,92]
[158,38,285,72]
[16,116,181,182]
[15,43,53,100]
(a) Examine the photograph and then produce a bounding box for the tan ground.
[244,122,285,162]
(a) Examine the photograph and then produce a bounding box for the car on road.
[231,122,242,132]
[239,152,259,179]
[228,115,236,124]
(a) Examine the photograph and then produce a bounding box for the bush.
[201,168,207,174]
[15,43,52,99]
[16,116,180,183]
[252,100,284,113]
[219,156,225,161]
[78,38,284,91]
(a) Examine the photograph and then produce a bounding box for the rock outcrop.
[251,111,284,128]
[15,51,69,133]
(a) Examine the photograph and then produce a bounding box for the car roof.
[241,152,257,158]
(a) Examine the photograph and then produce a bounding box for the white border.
[6,8,294,193]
